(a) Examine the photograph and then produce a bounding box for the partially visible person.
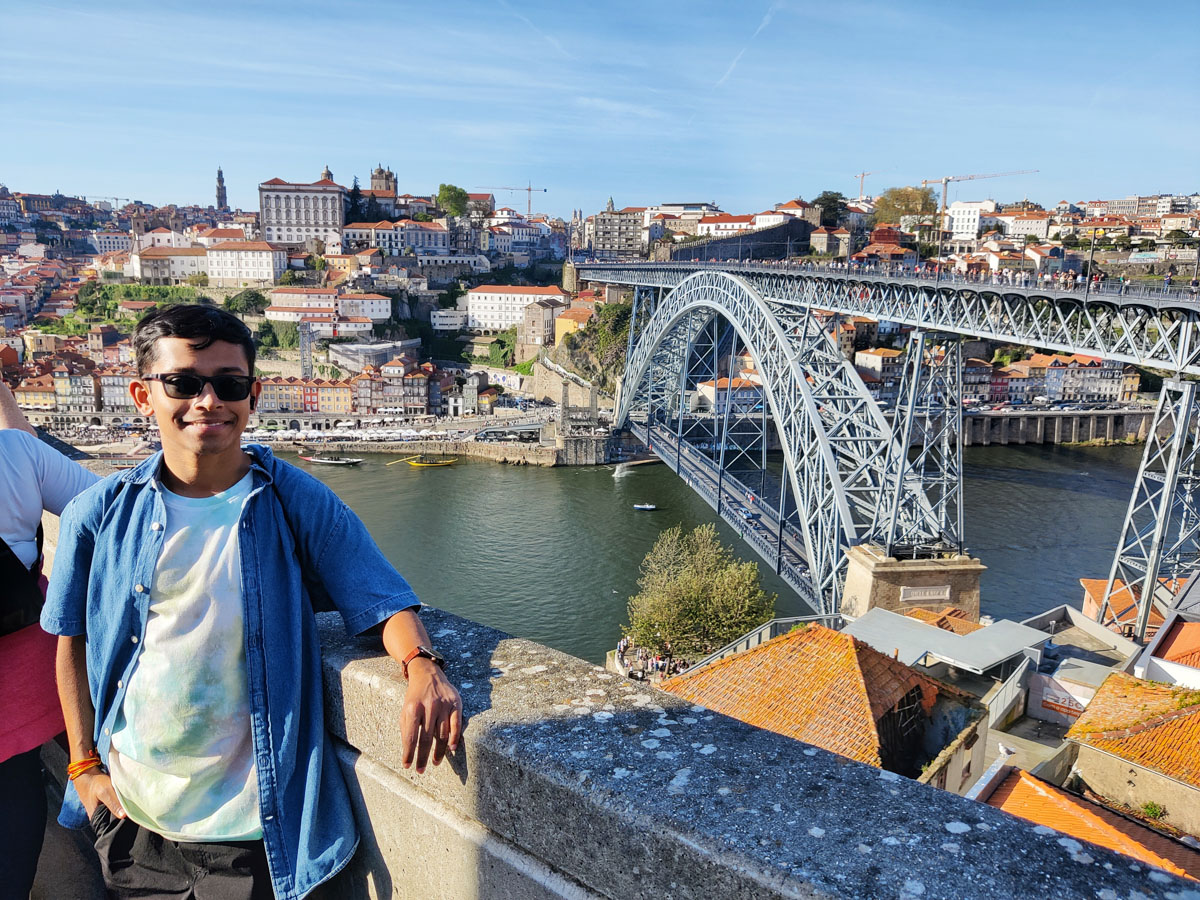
[0,384,100,899]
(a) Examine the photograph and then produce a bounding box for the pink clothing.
[0,618,64,762]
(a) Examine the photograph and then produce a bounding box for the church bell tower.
[216,167,228,210]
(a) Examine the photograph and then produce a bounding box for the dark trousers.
[0,747,48,900]
[90,805,273,900]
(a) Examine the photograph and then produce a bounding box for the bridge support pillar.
[840,544,986,623]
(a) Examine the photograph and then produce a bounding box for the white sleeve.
[22,433,102,516]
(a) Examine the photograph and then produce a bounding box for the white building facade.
[465,284,569,332]
[206,242,288,287]
[259,174,346,249]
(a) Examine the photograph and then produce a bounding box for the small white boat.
[633,503,657,511]
[299,454,363,466]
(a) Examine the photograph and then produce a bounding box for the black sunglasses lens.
[159,375,252,401]
[160,375,204,398]
[213,376,253,401]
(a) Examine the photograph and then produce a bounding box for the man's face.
[131,337,260,460]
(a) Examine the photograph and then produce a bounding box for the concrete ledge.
[319,608,1200,899]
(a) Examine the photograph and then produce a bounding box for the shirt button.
[131,635,139,644]
[151,522,163,531]
[104,728,111,736]
[134,584,145,593]
[117,680,124,688]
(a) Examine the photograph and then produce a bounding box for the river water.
[301,443,1143,664]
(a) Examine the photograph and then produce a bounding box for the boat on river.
[408,456,457,467]
[633,503,657,511]
[298,454,363,466]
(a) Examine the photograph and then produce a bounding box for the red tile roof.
[986,770,1200,880]
[1066,672,1200,788]
[208,241,283,252]
[467,284,567,296]
[903,607,984,635]
[1156,621,1200,669]
[660,624,965,767]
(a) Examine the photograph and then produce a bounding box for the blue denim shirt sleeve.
[275,458,420,635]
[41,488,100,637]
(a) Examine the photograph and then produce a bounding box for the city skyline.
[4,0,1199,217]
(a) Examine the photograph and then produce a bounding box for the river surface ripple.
[301,443,1143,664]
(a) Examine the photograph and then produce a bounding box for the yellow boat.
[407,456,457,467]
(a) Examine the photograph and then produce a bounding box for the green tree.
[277,269,300,285]
[625,524,775,656]
[275,320,299,349]
[1061,233,1080,249]
[436,183,470,217]
[812,190,848,228]
[870,186,937,226]
[186,273,209,286]
[345,177,364,224]
[1023,234,1038,245]
[257,320,278,348]
[363,195,383,222]
[1165,229,1190,246]
[412,212,433,222]
[226,289,268,315]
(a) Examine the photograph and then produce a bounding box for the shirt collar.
[119,443,276,488]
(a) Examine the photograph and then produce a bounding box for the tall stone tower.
[370,164,396,194]
[320,164,334,182]
[215,167,228,210]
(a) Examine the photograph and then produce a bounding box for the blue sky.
[3,1,1198,218]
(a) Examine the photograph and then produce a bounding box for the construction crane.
[476,182,547,218]
[854,171,873,200]
[920,170,1039,236]
[84,196,131,208]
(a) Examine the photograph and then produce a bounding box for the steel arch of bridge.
[586,262,1200,375]
[619,270,942,615]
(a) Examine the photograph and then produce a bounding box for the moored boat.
[298,454,363,466]
[407,456,456,467]
[633,503,657,511]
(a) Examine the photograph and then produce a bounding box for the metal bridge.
[580,261,1200,637]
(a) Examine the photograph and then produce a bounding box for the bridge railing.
[581,258,1200,305]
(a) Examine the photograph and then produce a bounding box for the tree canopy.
[812,190,848,228]
[225,289,268,315]
[871,186,937,226]
[345,177,364,224]
[625,523,775,656]
[437,183,470,217]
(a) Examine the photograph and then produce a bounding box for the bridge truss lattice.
[590,263,1200,630]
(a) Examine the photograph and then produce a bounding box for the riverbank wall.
[278,439,560,466]
[962,409,1155,447]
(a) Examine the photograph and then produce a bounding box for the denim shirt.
[42,445,420,900]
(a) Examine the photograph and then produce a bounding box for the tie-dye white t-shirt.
[108,472,261,841]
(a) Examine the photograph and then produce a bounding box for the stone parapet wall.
[318,607,1195,899]
[277,440,559,467]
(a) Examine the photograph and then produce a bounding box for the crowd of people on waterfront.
[615,636,692,682]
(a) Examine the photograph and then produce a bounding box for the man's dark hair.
[134,304,256,375]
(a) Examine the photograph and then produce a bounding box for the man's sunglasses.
[142,373,255,402]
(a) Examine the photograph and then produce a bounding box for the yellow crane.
[476,182,548,218]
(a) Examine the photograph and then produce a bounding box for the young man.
[43,305,462,900]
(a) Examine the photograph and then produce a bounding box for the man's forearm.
[381,607,433,666]
[0,383,36,436]
[56,635,96,758]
